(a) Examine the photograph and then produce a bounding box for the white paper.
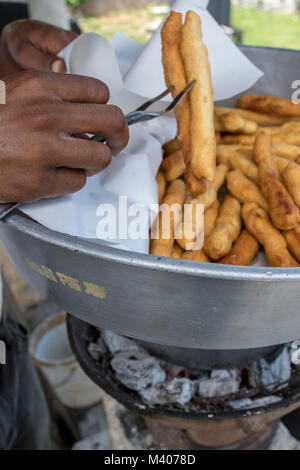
[124,0,263,101]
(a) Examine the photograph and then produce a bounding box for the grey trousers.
[0,286,50,450]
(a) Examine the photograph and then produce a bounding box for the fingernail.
[51,58,66,73]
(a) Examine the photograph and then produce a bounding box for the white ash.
[111,350,166,392]
[290,340,300,365]
[164,378,195,406]
[90,330,294,408]
[198,369,241,398]
[88,336,107,361]
[102,330,142,355]
[140,378,195,406]
[249,347,291,392]
[226,395,282,410]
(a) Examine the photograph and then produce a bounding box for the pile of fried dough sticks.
[150,10,300,268]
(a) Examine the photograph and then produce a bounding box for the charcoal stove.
[67,315,300,450]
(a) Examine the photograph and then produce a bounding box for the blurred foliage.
[79,4,300,49]
[80,7,165,43]
[67,0,86,7]
[232,6,300,49]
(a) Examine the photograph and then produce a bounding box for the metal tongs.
[90,80,195,142]
[0,81,195,220]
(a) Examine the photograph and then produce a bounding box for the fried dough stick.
[150,179,186,257]
[238,95,300,118]
[274,155,290,178]
[259,121,300,135]
[215,106,288,125]
[255,133,300,230]
[156,170,166,204]
[219,229,259,266]
[163,138,181,156]
[177,165,227,250]
[204,200,220,238]
[273,143,300,161]
[172,243,184,259]
[161,149,186,182]
[217,147,259,183]
[227,169,268,210]
[204,195,242,260]
[182,250,210,263]
[221,141,300,163]
[283,161,300,209]
[221,134,255,146]
[185,166,206,196]
[215,112,258,134]
[242,203,299,267]
[161,12,190,163]
[180,10,216,181]
[221,133,300,146]
[284,225,300,263]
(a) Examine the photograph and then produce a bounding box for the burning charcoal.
[139,386,168,406]
[163,378,195,406]
[102,330,142,355]
[88,337,107,361]
[290,340,300,365]
[111,351,166,392]
[198,369,241,398]
[139,379,195,406]
[249,347,291,392]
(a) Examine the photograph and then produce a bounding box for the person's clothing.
[0,282,50,450]
[0,1,28,34]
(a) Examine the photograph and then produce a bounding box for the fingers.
[48,168,87,198]
[34,168,87,201]
[6,20,78,72]
[61,103,129,155]
[3,167,86,203]
[53,138,112,175]
[5,71,110,105]
[29,23,78,56]
[44,72,111,104]
[11,39,67,74]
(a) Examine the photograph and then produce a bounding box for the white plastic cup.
[29,312,103,409]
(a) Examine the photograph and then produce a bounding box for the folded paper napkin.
[22,2,263,254]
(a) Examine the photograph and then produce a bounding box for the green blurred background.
[68,1,300,50]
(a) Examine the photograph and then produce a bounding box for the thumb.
[12,40,66,72]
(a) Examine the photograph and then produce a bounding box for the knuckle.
[71,172,87,193]
[84,77,110,103]
[25,105,55,133]
[107,105,126,133]
[98,145,112,168]
[98,81,110,103]
[19,173,43,202]
[22,71,49,92]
